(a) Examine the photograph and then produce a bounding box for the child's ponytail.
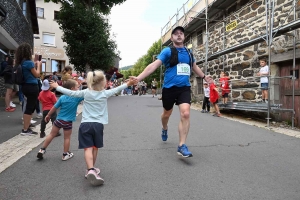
[87,70,106,90]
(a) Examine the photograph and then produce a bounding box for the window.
[51,60,62,72]
[22,1,26,16]
[36,7,44,18]
[290,69,299,79]
[51,60,58,72]
[42,33,55,46]
[197,31,203,46]
[41,59,46,72]
[54,11,59,20]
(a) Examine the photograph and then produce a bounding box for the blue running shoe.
[177,144,193,158]
[161,128,168,141]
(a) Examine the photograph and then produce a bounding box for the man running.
[133,26,211,158]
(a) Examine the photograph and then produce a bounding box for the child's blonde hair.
[86,70,106,89]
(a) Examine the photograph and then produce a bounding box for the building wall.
[189,0,300,104]
[0,0,37,97]
[278,60,300,126]
[0,0,34,50]
[33,0,69,75]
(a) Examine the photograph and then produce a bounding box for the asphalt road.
[0,94,300,200]
[0,97,45,144]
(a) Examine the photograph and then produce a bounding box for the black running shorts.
[162,86,191,111]
[222,93,229,98]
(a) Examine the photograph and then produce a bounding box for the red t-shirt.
[219,77,230,95]
[38,90,57,111]
[210,83,219,103]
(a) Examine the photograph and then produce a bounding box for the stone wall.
[191,0,300,103]
[0,0,34,48]
[0,0,35,97]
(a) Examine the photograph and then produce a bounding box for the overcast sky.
[109,0,186,68]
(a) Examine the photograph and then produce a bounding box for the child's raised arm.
[50,81,85,98]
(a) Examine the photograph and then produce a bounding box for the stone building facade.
[0,0,39,97]
[161,0,300,126]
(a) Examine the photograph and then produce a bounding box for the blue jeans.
[261,83,268,90]
[18,85,24,102]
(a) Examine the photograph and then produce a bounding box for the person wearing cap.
[132,26,211,158]
[38,79,59,138]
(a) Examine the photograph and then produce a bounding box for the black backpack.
[14,60,25,85]
[168,46,193,70]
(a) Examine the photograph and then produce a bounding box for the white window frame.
[36,7,44,18]
[42,33,55,46]
[41,58,46,72]
[22,1,26,16]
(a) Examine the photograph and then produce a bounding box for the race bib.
[177,63,190,76]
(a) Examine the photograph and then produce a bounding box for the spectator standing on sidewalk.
[16,43,41,136]
[209,79,221,117]
[37,79,83,161]
[50,70,135,186]
[219,71,230,104]
[52,71,58,82]
[151,78,158,97]
[0,55,8,76]
[35,78,43,119]
[257,58,269,103]
[3,57,18,112]
[201,82,210,113]
[132,26,211,158]
[61,66,73,84]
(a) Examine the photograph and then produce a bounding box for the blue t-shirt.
[157,47,194,88]
[54,95,84,122]
[22,60,38,84]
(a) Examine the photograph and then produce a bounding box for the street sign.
[226,20,238,31]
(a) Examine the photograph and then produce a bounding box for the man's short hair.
[259,57,267,63]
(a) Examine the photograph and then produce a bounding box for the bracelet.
[202,75,206,79]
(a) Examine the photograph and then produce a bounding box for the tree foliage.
[45,0,126,14]
[45,0,126,72]
[120,39,164,87]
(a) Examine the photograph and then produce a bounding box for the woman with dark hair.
[61,66,73,84]
[15,43,42,136]
[3,57,18,111]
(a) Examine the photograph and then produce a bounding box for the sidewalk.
[0,96,83,173]
[191,103,300,138]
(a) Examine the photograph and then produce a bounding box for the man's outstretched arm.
[135,60,162,82]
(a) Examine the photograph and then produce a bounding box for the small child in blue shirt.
[37,79,83,161]
[50,70,135,186]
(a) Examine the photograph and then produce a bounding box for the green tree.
[46,0,126,72]
[46,0,126,14]
[123,39,163,87]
